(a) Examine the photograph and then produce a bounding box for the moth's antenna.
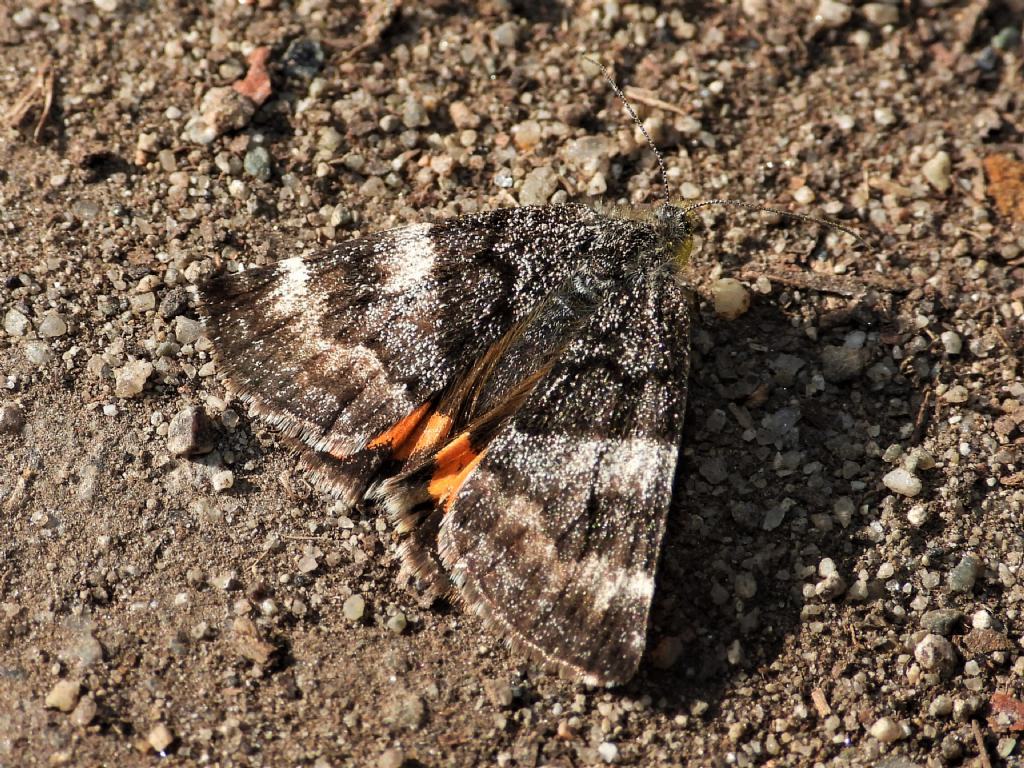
[583,57,867,247]
[682,199,868,247]
[584,56,671,207]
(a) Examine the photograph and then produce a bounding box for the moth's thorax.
[597,202,694,270]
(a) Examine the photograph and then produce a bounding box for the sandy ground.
[1,1,1023,766]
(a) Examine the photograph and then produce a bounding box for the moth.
[198,67,858,686]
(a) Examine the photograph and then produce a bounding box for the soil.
[1,1,1023,766]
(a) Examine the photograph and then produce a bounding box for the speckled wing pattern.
[437,269,689,685]
[201,204,635,502]
[199,203,693,686]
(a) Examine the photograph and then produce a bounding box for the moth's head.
[654,204,696,268]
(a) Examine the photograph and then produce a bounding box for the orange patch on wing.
[393,410,453,461]
[365,401,432,453]
[427,433,486,511]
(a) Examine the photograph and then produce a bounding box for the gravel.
[166,406,216,456]
[44,680,81,713]
[2,2,1022,765]
[343,594,366,622]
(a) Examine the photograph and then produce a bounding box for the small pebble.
[821,345,867,382]
[882,467,922,497]
[12,8,37,27]
[734,572,757,599]
[282,38,324,79]
[997,737,1017,759]
[861,3,899,25]
[711,279,750,320]
[792,185,815,205]
[922,151,952,192]
[512,120,542,152]
[159,287,190,320]
[343,594,366,621]
[384,693,427,730]
[972,609,993,630]
[167,407,216,456]
[940,330,962,355]
[948,555,981,593]
[211,470,234,492]
[0,403,25,434]
[929,695,954,717]
[597,742,619,763]
[24,341,54,366]
[815,0,852,28]
[491,21,518,48]
[914,634,958,678]
[38,312,68,338]
[45,680,81,712]
[147,723,174,753]
[378,749,406,768]
[130,292,156,313]
[650,635,684,669]
[386,613,408,634]
[484,678,515,708]
[846,580,869,601]
[231,616,278,665]
[297,553,319,574]
[907,505,930,526]
[873,106,897,126]
[211,571,238,591]
[3,308,30,337]
[244,146,272,181]
[992,26,1021,51]
[943,384,969,404]
[187,86,256,145]
[816,572,847,600]
[449,101,480,130]
[113,360,153,398]
[519,166,559,206]
[869,716,903,743]
[173,316,202,346]
[69,695,97,727]
[402,98,428,129]
[920,608,965,636]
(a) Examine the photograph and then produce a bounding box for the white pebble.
[343,594,365,621]
[861,2,899,25]
[869,716,904,743]
[45,680,81,712]
[679,182,701,199]
[940,330,962,355]
[815,0,852,28]
[907,505,930,526]
[943,385,969,404]
[711,278,750,320]
[972,609,993,630]
[882,467,922,497]
[597,742,619,763]
[792,185,816,205]
[147,723,174,753]
[113,360,153,398]
[873,107,897,126]
[922,151,952,192]
[211,470,234,492]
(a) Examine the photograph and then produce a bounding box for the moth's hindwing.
[381,267,692,686]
